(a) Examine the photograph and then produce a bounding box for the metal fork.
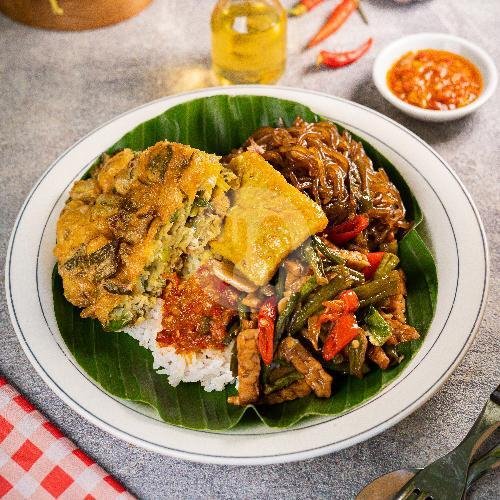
[394,384,500,500]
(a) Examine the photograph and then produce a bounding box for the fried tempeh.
[263,379,312,405]
[278,337,332,398]
[228,329,261,406]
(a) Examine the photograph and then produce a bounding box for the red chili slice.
[322,313,361,361]
[257,296,278,365]
[362,252,385,280]
[338,290,359,313]
[327,214,369,246]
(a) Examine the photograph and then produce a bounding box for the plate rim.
[4,85,490,465]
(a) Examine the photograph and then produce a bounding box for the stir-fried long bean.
[365,306,392,346]
[289,268,354,335]
[348,332,368,378]
[237,295,249,321]
[275,264,287,300]
[374,253,399,279]
[311,235,345,265]
[347,268,365,284]
[275,292,300,344]
[303,244,326,283]
[298,276,318,300]
[353,271,399,307]
[263,371,303,395]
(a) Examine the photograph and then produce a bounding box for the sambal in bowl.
[373,33,497,122]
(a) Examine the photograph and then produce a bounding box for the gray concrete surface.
[0,0,498,498]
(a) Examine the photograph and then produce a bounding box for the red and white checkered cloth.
[0,377,134,499]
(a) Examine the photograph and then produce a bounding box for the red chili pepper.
[307,0,359,48]
[258,296,278,365]
[322,313,361,361]
[320,290,358,324]
[327,214,369,245]
[319,308,343,325]
[338,290,359,313]
[289,0,324,17]
[362,252,385,280]
[317,38,373,69]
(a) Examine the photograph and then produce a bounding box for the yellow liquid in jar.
[211,0,287,85]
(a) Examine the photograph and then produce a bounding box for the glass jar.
[211,0,287,85]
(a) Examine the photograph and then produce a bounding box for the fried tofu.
[210,152,328,286]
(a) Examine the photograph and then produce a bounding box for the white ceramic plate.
[5,86,488,465]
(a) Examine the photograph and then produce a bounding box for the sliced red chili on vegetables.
[322,313,361,361]
[327,214,369,245]
[258,296,278,365]
[307,0,358,48]
[317,38,373,69]
[338,290,359,313]
[362,252,385,280]
[319,309,343,325]
[289,0,324,17]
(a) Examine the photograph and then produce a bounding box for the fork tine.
[393,482,420,500]
[415,492,432,500]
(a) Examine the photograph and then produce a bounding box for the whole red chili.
[258,296,278,365]
[327,214,369,245]
[307,0,359,48]
[317,38,373,69]
[289,0,324,17]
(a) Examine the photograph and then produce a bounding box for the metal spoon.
[356,443,499,499]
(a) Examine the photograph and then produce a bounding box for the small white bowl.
[373,33,498,122]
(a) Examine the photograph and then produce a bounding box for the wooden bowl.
[0,0,152,31]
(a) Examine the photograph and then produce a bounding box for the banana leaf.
[52,95,437,430]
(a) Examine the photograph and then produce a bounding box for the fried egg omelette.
[54,141,234,330]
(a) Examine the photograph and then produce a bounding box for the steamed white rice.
[123,299,235,392]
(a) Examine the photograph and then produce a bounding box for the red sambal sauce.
[387,49,483,110]
[157,267,239,353]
